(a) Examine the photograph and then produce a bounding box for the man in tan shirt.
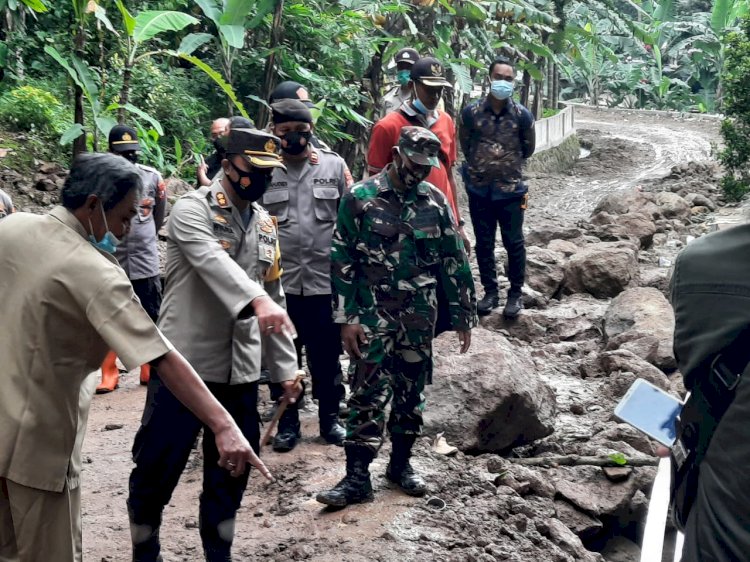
[0,153,283,562]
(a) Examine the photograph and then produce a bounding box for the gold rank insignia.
[310,151,319,165]
[214,214,228,225]
[122,132,133,141]
[264,139,277,154]
[216,192,229,208]
[431,63,441,76]
[219,239,231,251]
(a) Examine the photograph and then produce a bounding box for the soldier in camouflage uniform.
[316,126,477,508]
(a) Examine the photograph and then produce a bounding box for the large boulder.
[603,287,676,371]
[526,247,566,298]
[598,349,671,391]
[425,328,556,453]
[654,192,691,221]
[562,242,639,298]
[592,189,660,219]
[554,466,651,518]
[527,216,583,246]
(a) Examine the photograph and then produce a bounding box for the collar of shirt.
[49,206,89,240]
[481,95,516,117]
[401,102,438,127]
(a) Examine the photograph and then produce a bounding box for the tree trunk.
[73,21,87,156]
[532,76,543,119]
[521,69,531,107]
[258,0,285,128]
[552,63,560,109]
[118,60,133,124]
[545,59,553,109]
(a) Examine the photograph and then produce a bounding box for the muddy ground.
[19,106,721,561]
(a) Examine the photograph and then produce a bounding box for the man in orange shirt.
[367,57,470,253]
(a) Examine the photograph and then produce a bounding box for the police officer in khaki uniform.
[0,153,266,562]
[380,47,419,118]
[263,99,352,452]
[127,128,299,562]
[97,125,168,392]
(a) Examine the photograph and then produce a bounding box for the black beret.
[271,99,313,125]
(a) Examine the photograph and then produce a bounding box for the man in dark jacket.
[671,223,750,562]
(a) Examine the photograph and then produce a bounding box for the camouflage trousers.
[345,325,433,455]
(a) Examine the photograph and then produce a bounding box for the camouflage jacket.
[331,167,477,332]
[459,97,535,200]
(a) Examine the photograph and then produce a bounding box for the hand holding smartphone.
[614,378,684,448]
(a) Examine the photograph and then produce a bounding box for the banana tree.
[45,44,164,149]
[193,0,276,115]
[113,0,198,122]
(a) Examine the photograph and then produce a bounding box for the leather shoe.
[477,293,499,316]
[272,427,300,452]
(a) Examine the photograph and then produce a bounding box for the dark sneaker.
[477,293,500,316]
[503,293,524,318]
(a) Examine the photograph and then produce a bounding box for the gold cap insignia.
[431,64,442,77]
[264,139,277,154]
[122,132,133,142]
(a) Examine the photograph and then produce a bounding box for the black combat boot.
[320,412,346,445]
[477,292,500,316]
[316,443,375,507]
[386,434,427,497]
[272,405,301,452]
[503,291,524,318]
[319,395,346,445]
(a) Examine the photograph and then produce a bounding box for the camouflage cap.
[225,128,287,171]
[398,126,441,168]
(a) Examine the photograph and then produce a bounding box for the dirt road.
[527,106,720,220]
[80,106,721,561]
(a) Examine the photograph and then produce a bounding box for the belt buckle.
[710,355,741,391]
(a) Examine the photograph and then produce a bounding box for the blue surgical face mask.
[412,96,429,115]
[490,80,514,100]
[397,70,411,87]
[88,204,122,254]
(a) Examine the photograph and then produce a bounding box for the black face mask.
[396,155,430,189]
[281,131,312,156]
[227,162,271,202]
[123,152,139,164]
[213,138,225,155]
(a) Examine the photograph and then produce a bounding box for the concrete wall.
[535,106,576,153]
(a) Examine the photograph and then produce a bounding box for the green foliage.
[719,16,750,200]
[0,85,66,135]
[608,452,628,466]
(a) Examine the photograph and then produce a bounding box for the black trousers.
[468,193,527,296]
[131,275,162,323]
[270,293,345,420]
[127,372,259,560]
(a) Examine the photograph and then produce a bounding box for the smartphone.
[613,378,684,447]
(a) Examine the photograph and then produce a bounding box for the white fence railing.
[535,105,576,153]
